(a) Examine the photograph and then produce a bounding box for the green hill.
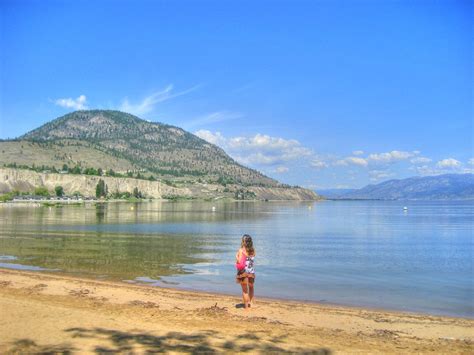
[1,110,278,187]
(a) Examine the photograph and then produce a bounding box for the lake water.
[0,200,472,318]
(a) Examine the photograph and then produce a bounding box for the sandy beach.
[0,269,472,354]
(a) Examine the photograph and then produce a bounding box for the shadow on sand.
[7,327,332,354]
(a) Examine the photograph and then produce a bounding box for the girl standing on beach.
[236,234,255,310]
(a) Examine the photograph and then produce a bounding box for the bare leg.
[240,281,250,310]
[249,283,254,307]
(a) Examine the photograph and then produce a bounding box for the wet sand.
[0,269,472,354]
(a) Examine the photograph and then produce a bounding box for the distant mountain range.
[317,174,474,200]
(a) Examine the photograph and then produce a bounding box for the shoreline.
[1,264,471,320]
[1,197,322,204]
[1,269,473,353]
[126,277,474,321]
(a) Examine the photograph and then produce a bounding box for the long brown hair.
[241,234,255,256]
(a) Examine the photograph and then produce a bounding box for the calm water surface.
[0,200,472,318]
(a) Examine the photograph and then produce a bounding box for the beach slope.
[0,269,472,354]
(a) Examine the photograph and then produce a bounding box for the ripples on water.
[0,200,472,317]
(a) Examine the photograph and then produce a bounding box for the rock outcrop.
[0,168,321,201]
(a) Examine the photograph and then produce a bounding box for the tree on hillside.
[71,165,82,174]
[55,185,64,197]
[34,186,49,197]
[133,187,142,198]
[84,167,98,176]
[96,179,107,198]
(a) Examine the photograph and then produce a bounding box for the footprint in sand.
[26,283,48,294]
[129,300,160,308]
[69,288,91,297]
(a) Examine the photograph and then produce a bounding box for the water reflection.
[0,200,472,317]
[0,201,276,280]
[0,200,289,226]
[96,203,106,223]
[0,228,215,279]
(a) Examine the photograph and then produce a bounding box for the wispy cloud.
[184,111,243,128]
[335,156,369,167]
[274,166,289,173]
[369,169,394,182]
[54,95,88,110]
[310,157,329,169]
[367,150,419,164]
[410,157,432,165]
[120,84,200,116]
[232,82,257,94]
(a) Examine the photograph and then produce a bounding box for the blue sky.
[1,0,472,189]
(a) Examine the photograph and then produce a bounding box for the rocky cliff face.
[0,168,321,201]
[247,186,320,201]
[0,168,184,198]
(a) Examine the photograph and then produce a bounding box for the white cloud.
[194,130,226,146]
[367,150,418,164]
[334,150,419,168]
[275,166,289,173]
[369,170,394,182]
[195,130,312,166]
[54,95,88,110]
[310,158,328,169]
[411,158,472,176]
[410,165,435,176]
[120,84,200,116]
[436,158,461,169]
[335,156,369,167]
[228,134,312,165]
[193,131,457,184]
[234,152,284,165]
[467,158,474,166]
[228,134,310,154]
[411,165,457,176]
[410,157,432,165]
